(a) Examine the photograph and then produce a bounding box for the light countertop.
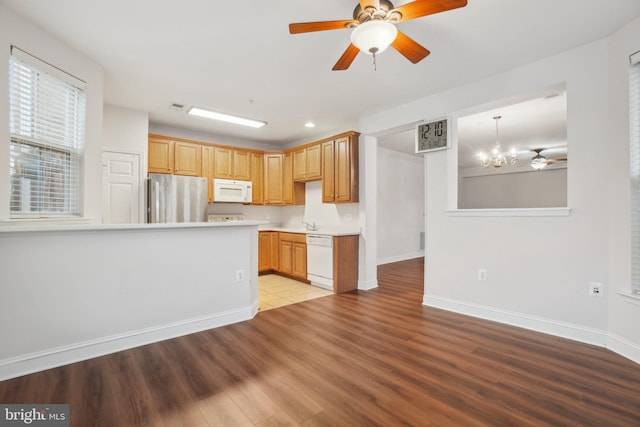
[0,220,268,234]
[258,225,361,236]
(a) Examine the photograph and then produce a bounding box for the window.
[630,51,640,295]
[456,85,568,210]
[9,46,86,217]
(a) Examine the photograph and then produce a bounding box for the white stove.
[207,214,246,222]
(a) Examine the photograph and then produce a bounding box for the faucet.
[302,220,317,231]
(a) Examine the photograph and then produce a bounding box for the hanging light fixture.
[350,20,398,70]
[530,149,548,170]
[479,115,517,168]
[350,20,398,56]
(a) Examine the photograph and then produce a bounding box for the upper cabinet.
[264,153,284,205]
[283,152,305,205]
[174,141,202,176]
[147,131,359,204]
[251,152,264,205]
[214,147,251,180]
[233,150,251,181]
[148,136,174,174]
[322,132,359,203]
[202,146,215,203]
[292,143,321,182]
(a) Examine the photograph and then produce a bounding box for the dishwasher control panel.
[306,235,333,247]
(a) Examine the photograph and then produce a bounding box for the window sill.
[1,217,96,227]
[617,290,640,306]
[446,208,572,217]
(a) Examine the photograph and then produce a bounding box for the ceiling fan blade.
[359,0,381,10]
[546,157,568,164]
[395,0,467,22]
[289,20,356,34]
[333,44,360,71]
[391,31,430,64]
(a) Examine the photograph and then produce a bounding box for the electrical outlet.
[478,269,487,281]
[589,282,603,297]
[236,270,245,282]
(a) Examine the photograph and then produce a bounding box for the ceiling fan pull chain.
[373,51,377,70]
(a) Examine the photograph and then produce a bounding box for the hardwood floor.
[1,258,639,426]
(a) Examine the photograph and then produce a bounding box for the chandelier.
[479,116,517,168]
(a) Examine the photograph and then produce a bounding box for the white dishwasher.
[306,234,334,291]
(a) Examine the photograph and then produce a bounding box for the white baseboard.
[423,295,608,347]
[358,279,378,291]
[377,252,424,266]
[0,306,255,381]
[607,333,640,365]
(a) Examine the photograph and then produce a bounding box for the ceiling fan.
[530,148,567,170]
[288,0,468,71]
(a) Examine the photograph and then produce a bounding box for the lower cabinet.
[258,231,307,281]
[259,231,280,273]
[278,233,307,280]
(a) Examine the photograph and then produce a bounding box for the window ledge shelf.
[1,217,96,227]
[446,208,572,217]
[617,290,640,305]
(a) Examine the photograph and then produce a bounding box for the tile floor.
[258,274,333,311]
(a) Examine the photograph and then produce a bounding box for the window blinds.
[9,47,86,216]
[630,53,640,295]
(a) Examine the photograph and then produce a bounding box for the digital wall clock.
[415,118,450,153]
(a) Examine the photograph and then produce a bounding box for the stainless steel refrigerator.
[147,174,208,223]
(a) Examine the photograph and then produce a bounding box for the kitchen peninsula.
[0,220,264,381]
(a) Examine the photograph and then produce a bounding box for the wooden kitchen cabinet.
[258,231,270,272]
[213,147,232,178]
[333,235,359,293]
[322,132,359,203]
[283,152,305,205]
[148,137,174,174]
[293,143,321,182]
[291,242,307,279]
[264,153,284,205]
[269,231,279,270]
[202,146,215,202]
[174,141,202,176]
[251,152,264,205]
[258,231,281,273]
[278,232,307,280]
[233,150,251,180]
[214,147,251,180]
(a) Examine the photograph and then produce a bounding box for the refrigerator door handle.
[154,180,160,223]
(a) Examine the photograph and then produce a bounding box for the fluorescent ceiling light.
[187,107,266,128]
[305,122,315,128]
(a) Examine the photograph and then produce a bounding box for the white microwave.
[213,178,252,203]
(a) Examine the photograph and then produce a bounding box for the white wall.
[606,16,640,362]
[290,181,360,230]
[459,168,567,209]
[149,123,282,152]
[103,104,149,159]
[377,148,425,264]
[360,38,623,352]
[0,6,104,223]
[0,224,259,380]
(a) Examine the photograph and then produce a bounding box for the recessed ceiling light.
[304,122,315,128]
[187,107,266,128]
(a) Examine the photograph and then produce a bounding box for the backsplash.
[206,180,360,230]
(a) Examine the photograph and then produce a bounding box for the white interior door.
[102,151,141,224]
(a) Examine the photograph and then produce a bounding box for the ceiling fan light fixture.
[187,107,266,128]
[530,152,548,170]
[350,20,398,55]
